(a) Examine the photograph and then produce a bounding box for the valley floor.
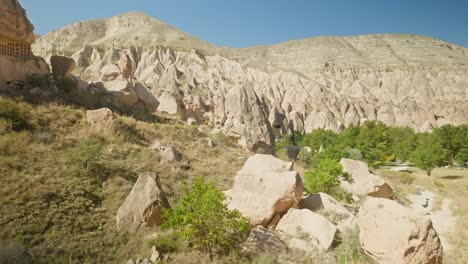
[376,167,468,263]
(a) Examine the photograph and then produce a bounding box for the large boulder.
[339,158,393,200]
[103,78,138,105]
[299,193,356,232]
[276,208,338,252]
[86,108,115,132]
[116,173,169,231]
[134,82,159,110]
[50,55,76,80]
[224,154,303,227]
[358,197,443,264]
[157,93,184,115]
[242,226,287,255]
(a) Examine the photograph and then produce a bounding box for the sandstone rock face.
[119,52,133,80]
[50,55,76,80]
[339,158,393,200]
[299,193,356,232]
[32,13,468,151]
[103,78,138,105]
[358,197,443,264]
[0,56,49,82]
[276,208,338,252]
[224,154,303,227]
[0,0,49,82]
[116,173,169,231]
[242,226,287,255]
[86,108,115,132]
[0,0,35,44]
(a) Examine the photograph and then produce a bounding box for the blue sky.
[21,0,468,48]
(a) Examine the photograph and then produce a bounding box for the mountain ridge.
[31,12,468,152]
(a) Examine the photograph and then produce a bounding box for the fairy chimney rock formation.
[0,0,49,82]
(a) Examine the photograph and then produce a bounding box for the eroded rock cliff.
[32,12,468,151]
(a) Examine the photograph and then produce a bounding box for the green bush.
[25,74,49,89]
[410,134,448,176]
[64,138,106,178]
[162,177,250,260]
[148,233,181,254]
[0,97,33,131]
[303,159,351,195]
[56,77,78,93]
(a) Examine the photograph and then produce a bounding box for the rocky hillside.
[32,12,468,152]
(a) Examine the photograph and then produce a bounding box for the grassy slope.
[0,92,248,263]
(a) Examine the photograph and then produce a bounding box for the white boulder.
[339,158,393,200]
[358,197,443,264]
[224,154,303,227]
[276,208,338,252]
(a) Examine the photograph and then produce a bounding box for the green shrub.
[64,138,106,178]
[25,74,49,89]
[162,177,250,260]
[148,233,181,254]
[0,98,33,131]
[303,159,351,195]
[56,77,78,93]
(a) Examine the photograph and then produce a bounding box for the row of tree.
[277,121,468,175]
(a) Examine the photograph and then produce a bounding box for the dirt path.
[407,187,457,250]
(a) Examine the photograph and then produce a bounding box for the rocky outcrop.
[0,56,49,82]
[50,55,76,80]
[149,141,182,162]
[358,197,443,264]
[32,12,468,151]
[242,226,287,255]
[116,173,169,231]
[86,108,115,132]
[0,0,35,44]
[0,0,49,82]
[299,193,356,232]
[224,154,303,227]
[339,158,393,200]
[276,208,338,252]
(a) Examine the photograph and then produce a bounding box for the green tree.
[301,129,337,152]
[455,146,468,167]
[162,177,250,261]
[389,126,418,162]
[410,134,448,176]
[433,125,460,162]
[303,159,351,194]
[355,121,392,167]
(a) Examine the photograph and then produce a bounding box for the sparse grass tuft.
[335,226,369,264]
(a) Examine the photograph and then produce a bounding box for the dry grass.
[0,95,248,263]
[376,167,468,264]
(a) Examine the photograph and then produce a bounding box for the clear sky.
[21,0,468,48]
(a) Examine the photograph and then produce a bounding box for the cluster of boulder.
[114,154,443,263]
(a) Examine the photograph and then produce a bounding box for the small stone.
[126,260,135,264]
[206,138,214,147]
[187,117,197,126]
[150,246,160,263]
